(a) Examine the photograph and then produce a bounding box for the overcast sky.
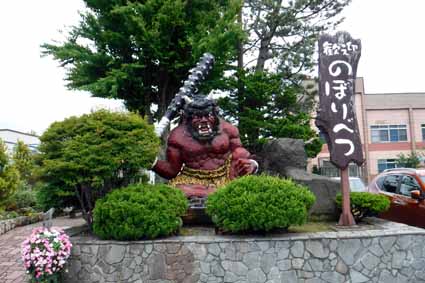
[1,0,424,135]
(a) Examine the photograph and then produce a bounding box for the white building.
[0,129,40,153]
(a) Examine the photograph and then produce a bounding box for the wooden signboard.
[316,31,365,225]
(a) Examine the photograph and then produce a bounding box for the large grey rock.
[257,138,339,217]
[258,138,307,171]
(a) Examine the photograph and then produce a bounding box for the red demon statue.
[152,95,258,205]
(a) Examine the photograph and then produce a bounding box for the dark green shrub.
[206,175,316,233]
[35,183,80,212]
[93,184,188,240]
[335,192,390,221]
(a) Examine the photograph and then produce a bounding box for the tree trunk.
[159,70,170,119]
[255,38,271,72]
[144,91,153,124]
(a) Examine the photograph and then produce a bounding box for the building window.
[422,124,425,141]
[371,125,407,143]
[319,160,362,177]
[377,159,397,173]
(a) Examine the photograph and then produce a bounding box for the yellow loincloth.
[169,155,232,188]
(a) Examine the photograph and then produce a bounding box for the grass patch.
[288,221,332,233]
[178,221,333,236]
[179,226,216,236]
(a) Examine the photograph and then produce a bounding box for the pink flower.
[21,227,72,280]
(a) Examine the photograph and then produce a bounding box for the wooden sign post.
[316,31,365,226]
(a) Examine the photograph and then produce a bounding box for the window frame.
[398,174,421,197]
[380,174,401,193]
[370,124,408,143]
[377,159,398,173]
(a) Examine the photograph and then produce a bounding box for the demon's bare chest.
[181,132,230,163]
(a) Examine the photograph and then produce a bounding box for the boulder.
[259,138,307,173]
[257,138,339,218]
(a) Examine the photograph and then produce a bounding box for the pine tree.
[12,140,35,184]
[42,0,243,122]
[220,0,351,156]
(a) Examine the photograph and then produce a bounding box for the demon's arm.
[152,141,183,180]
[226,123,258,177]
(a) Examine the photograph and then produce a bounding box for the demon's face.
[191,112,217,139]
[184,96,219,141]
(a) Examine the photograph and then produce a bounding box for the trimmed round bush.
[335,192,390,221]
[206,175,316,233]
[93,184,188,240]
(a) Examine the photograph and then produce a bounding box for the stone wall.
[65,219,425,283]
[0,213,43,235]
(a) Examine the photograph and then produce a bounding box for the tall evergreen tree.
[12,140,35,183]
[220,0,351,155]
[42,0,243,122]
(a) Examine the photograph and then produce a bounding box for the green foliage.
[242,0,349,73]
[0,139,20,208]
[37,110,160,220]
[206,175,315,233]
[39,110,159,188]
[12,140,36,183]
[6,186,37,211]
[220,72,322,154]
[305,137,325,159]
[93,184,188,240]
[35,183,79,212]
[0,210,19,221]
[220,0,350,155]
[42,0,243,120]
[396,151,424,168]
[335,192,390,221]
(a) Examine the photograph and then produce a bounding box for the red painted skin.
[153,117,256,197]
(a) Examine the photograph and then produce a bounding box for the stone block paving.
[0,216,85,283]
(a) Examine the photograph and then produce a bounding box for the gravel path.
[0,216,85,283]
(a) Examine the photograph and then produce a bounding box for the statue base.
[182,208,212,225]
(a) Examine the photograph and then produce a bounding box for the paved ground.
[0,216,85,283]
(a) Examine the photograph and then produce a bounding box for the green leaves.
[335,192,391,221]
[206,174,316,233]
[219,0,350,156]
[37,110,160,212]
[93,184,188,240]
[12,140,36,183]
[42,0,243,119]
[219,71,322,155]
[396,151,424,168]
[0,139,20,208]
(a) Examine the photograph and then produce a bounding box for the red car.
[367,168,425,228]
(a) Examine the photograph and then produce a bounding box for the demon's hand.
[235,158,258,176]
